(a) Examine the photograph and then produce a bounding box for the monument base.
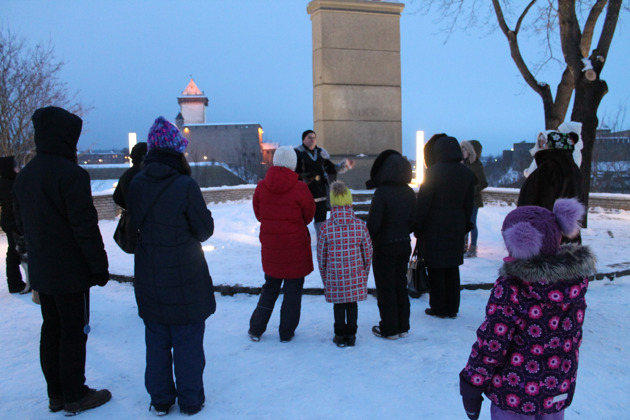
[333,154,376,190]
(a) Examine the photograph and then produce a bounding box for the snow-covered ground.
[0,201,628,419]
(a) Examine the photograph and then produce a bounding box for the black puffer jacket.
[128,149,215,325]
[13,106,109,294]
[415,137,475,268]
[366,150,416,247]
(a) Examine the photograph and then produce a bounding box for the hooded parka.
[460,244,595,416]
[14,107,109,294]
[416,137,475,268]
[253,165,315,279]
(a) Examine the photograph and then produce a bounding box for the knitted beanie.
[502,198,584,260]
[147,116,188,153]
[273,146,297,171]
[330,181,352,207]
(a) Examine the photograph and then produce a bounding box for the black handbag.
[407,243,430,298]
[113,176,178,254]
[113,209,136,254]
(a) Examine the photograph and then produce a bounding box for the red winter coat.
[317,206,373,303]
[253,166,315,279]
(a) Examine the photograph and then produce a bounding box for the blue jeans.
[144,320,206,412]
[470,206,479,247]
[249,275,304,341]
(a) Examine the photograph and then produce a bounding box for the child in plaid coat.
[317,182,373,347]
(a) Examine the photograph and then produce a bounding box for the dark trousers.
[39,290,90,403]
[427,266,461,316]
[333,302,358,336]
[5,232,24,292]
[373,242,411,337]
[144,320,206,412]
[249,275,304,341]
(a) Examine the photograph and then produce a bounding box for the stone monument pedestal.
[308,0,405,189]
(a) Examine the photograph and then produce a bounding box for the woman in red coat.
[248,146,315,342]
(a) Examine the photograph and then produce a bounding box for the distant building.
[79,150,128,165]
[594,128,630,162]
[175,79,272,180]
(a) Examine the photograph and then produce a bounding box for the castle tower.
[177,78,209,124]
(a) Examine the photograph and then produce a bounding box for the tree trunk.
[570,77,608,228]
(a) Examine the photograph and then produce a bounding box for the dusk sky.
[4,1,630,157]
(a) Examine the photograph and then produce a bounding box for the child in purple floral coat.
[459,198,596,420]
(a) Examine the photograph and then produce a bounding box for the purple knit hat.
[502,198,584,260]
[147,116,188,153]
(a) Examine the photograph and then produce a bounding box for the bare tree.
[0,27,88,163]
[417,0,626,223]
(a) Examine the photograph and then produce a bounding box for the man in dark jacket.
[13,106,111,415]
[295,130,353,236]
[415,135,475,318]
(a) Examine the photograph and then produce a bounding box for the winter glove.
[460,375,484,420]
[91,271,110,287]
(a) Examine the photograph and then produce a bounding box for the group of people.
[3,107,593,419]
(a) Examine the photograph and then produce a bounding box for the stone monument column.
[307,0,405,189]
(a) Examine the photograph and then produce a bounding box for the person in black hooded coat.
[13,106,111,414]
[0,156,26,293]
[366,150,416,339]
[415,135,475,318]
[127,116,215,416]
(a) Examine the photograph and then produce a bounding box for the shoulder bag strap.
[138,175,179,230]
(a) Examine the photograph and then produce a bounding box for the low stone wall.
[94,186,628,220]
[94,186,256,220]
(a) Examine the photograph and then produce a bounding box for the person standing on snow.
[415,135,475,319]
[366,149,416,340]
[127,117,215,416]
[295,129,353,238]
[459,198,595,420]
[13,106,111,416]
[0,156,27,293]
[317,181,373,347]
[248,146,315,343]
[460,140,488,258]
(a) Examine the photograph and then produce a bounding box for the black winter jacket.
[0,157,18,234]
[128,149,216,325]
[13,107,109,294]
[517,149,583,211]
[366,151,416,247]
[295,144,337,200]
[415,137,475,268]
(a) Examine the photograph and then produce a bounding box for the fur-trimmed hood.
[499,243,596,284]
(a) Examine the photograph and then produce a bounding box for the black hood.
[130,142,148,166]
[365,150,411,188]
[32,106,82,161]
[433,136,463,164]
